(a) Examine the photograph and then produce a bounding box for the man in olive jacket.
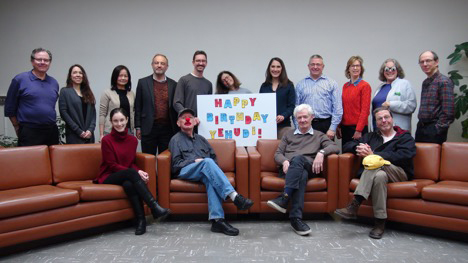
[335,106,416,239]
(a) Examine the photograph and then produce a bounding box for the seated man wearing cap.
[169,108,254,236]
[267,104,340,236]
[334,106,416,239]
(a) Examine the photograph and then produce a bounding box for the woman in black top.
[259,57,296,139]
[59,64,96,144]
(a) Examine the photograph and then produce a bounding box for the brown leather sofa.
[0,144,156,248]
[247,139,339,214]
[338,142,468,233]
[156,139,249,214]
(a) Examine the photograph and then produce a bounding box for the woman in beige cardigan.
[99,65,135,141]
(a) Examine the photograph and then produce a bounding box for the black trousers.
[341,125,368,148]
[311,117,331,134]
[279,155,316,219]
[415,121,447,145]
[18,123,59,146]
[141,122,173,155]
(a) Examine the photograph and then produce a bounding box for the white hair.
[293,104,314,118]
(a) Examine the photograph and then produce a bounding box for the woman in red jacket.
[95,108,169,235]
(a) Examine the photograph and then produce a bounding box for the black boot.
[369,218,386,239]
[128,195,146,235]
[134,181,170,220]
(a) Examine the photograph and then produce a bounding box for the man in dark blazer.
[135,54,178,155]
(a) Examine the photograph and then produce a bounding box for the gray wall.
[1,0,467,142]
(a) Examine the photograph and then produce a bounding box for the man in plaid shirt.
[415,51,455,144]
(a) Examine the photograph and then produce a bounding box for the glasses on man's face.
[384,66,396,72]
[34,58,51,63]
[419,59,434,65]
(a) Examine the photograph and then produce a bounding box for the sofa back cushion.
[413,143,440,181]
[49,144,102,183]
[0,145,52,190]
[257,139,280,173]
[440,142,468,182]
[208,139,235,172]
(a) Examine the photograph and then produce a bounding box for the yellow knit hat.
[362,154,391,170]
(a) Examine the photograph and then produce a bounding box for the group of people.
[3,47,455,238]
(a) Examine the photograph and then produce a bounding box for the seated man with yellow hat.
[334,106,416,239]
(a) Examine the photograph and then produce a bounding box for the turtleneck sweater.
[96,128,139,183]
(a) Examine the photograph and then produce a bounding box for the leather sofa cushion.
[49,144,102,183]
[350,179,435,198]
[413,143,440,180]
[170,172,236,193]
[0,145,52,190]
[422,181,468,206]
[57,181,127,201]
[209,140,235,172]
[257,140,281,173]
[0,185,79,219]
[261,174,327,192]
[440,142,468,182]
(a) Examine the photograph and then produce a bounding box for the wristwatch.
[319,149,325,155]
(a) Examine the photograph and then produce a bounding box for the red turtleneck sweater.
[96,128,140,184]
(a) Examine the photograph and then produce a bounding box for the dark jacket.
[58,87,96,144]
[259,81,295,128]
[343,126,416,180]
[134,75,178,135]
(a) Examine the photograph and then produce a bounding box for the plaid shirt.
[418,71,455,131]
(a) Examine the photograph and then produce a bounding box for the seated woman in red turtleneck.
[95,107,169,235]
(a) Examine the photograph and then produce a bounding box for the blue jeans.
[178,158,235,220]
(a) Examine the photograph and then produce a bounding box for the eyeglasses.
[34,58,51,63]
[419,59,434,65]
[350,65,361,69]
[309,63,323,67]
[384,66,396,72]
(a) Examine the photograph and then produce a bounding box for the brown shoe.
[334,198,361,219]
[369,219,386,239]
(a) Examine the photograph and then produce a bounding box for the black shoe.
[149,201,171,221]
[211,219,239,236]
[233,194,254,210]
[267,192,289,213]
[290,217,311,236]
[135,218,146,235]
[369,219,386,239]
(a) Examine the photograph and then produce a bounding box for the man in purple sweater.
[268,104,339,235]
[5,47,59,146]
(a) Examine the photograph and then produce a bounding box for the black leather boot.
[128,195,146,235]
[134,181,170,220]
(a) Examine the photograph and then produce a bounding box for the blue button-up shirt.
[294,75,343,131]
[5,71,59,125]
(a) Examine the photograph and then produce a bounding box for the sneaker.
[290,217,312,236]
[211,219,239,236]
[233,194,254,210]
[267,192,289,213]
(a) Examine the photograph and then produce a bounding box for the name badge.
[394,92,401,96]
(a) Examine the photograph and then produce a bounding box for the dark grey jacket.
[58,87,96,144]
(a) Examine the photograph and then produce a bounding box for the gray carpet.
[1,217,467,263]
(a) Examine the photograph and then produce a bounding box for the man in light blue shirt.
[295,54,342,140]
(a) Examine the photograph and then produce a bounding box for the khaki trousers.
[354,164,407,219]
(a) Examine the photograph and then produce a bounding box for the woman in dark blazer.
[59,64,96,144]
[259,57,295,139]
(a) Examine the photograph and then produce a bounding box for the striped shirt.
[418,71,455,131]
[295,75,343,131]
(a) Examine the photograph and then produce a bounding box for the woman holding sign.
[259,57,295,139]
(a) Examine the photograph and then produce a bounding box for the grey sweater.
[173,74,212,116]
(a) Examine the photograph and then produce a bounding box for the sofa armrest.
[156,149,172,208]
[235,146,249,197]
[135,153,156,200]
[247,146,261,212]
[338,153,358,208]
[324,154,338,212]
